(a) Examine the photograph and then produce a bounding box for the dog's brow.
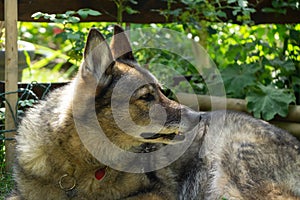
[138,84,157,95]
[134,85,153,99]
[144,84,155,92]
[138,87,147,95]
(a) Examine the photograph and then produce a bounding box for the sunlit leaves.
[207,23,300,120]
[31,9,101,62]
[31,8,101,24]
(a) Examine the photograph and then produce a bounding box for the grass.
[1,141,14,199]
[22,67,70,83]
[0,170,14,199]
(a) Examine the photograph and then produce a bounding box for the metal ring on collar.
[59,174,77,191]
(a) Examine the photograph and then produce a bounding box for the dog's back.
[178,111,300,200]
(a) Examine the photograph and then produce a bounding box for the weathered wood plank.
[0,0,170,23]
[0,0,299,24]
[4,0,18,172]
[177,93,300,138]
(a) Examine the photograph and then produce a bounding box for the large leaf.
[77,8,101,19]
[269,58,295,73]
[246,84,295,120]
[221,64,259,98]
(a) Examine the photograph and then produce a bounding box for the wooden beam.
[0,0,171,23]
[4,0,18,172]
[0,0,299,24]
[177,93,300,123]
[176,93,300,137]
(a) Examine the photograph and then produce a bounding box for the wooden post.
[4,0,18,172]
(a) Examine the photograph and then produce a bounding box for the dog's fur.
[177,111,300,200]
[7,26,300,200]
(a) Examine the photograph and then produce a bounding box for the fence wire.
[0,82,53,141]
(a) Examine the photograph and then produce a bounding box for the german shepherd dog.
[7,25,300,200]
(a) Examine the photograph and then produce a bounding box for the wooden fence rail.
[177,93,300,139]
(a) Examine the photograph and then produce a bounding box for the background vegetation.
[18,22,300,119]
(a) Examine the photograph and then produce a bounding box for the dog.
[7,25,200,200]
[7,25,300,200]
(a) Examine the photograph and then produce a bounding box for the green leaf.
[216,11,227,18]
[238,0,247,8]
[125,6,140,14]
[232,7,241,16]
[221,64,259,98]
[53,18,68,24]
[19,99,35,107]
[57,13,68,19]
[65,11,76,16]
[262,7,287,14]
[282,60,295,73]
[129,0,138,4]
[290,29,300,44]
[292,76,300,87]
[227,0,237,4]
[269,58,295,73]
[31,12,57,21]
[31,12,44,19]
[67,32,82,40]
[67,16,80,23]
[246,84,295,120]
[77,8,101,19]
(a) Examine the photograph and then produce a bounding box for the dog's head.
[73,25,200,149]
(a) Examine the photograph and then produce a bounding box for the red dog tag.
[95,167,106,181]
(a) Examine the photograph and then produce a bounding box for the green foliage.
[262,0,300,15]
[221,63,259,98]
[157,0,256,27]
[132,22,299,121]
[246,84,295,120]
[208,24,299,119]
[0,172,14,199]
[31,9,101,63]
[32,9,101,24]
[0,140,5,171]
[17,1,300,121]
[158,0,300,120]
[19,11,110,81]
[135,48,206,95]
[131,23,208,95]
[0,116,14,199]
[0,107,6,180]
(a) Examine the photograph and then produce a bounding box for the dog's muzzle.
[140,132,185,141]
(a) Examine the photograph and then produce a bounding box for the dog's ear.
[82,28,114,86]
[110,25,136,62]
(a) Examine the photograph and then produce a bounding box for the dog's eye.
[139,93,155,102]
